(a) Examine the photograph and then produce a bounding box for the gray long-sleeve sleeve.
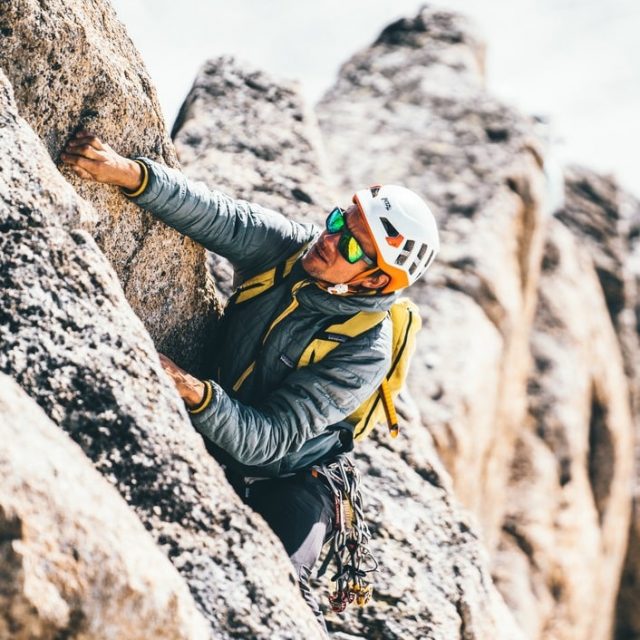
[127,158,315,279]
[189,320,392,467]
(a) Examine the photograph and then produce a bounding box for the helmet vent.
[380,217,399,237]
[410,245,435,276]
[370,185,381,197]
[425,248,435,269]
[395,239,414,266]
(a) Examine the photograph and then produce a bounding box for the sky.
[110,0,639,198]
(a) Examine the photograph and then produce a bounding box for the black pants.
[240,473,334,635]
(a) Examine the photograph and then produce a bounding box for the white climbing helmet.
[353,184,439,293]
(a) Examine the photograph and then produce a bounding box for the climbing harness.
[314,457,378,612]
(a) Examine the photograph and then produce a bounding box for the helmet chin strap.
[322,267,381,296]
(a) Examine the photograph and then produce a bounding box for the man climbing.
[62,131,439,634]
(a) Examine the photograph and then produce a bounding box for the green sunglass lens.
[340,234,364,263]
[326,208,345,234]
[328,207,369,264]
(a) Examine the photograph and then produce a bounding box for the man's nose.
[323,232,341,255]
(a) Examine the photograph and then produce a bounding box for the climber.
[61,131,439,634]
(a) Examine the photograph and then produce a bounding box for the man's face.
[301,204,379,285]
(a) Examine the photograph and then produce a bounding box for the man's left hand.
[159,353,206,409]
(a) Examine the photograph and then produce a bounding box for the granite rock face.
[494,218,633,640]
[317,7,636,639]
[0,374,210,640]
[557,166,640,412]
[172,52,524,640]
[1,2,638,639]
[538,166,640,640]
[317,6,549,548]
[0,70,323,639]
[0,0,216,372]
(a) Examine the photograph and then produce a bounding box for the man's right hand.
[61,131,143,192]
[158,353,207,409]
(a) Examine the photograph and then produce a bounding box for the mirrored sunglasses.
[325,207,374,266]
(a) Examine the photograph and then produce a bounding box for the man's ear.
[361,272,390,291]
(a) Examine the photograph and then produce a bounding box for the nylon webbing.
[231,279,311,393]
[297,311,387,368]
[231,245,307,305]
[353,304,415,439]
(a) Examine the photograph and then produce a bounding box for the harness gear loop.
[314,457,378,612]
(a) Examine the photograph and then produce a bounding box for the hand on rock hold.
[60,131,143,192]
[158,353,206,410]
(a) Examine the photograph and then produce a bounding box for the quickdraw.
[314,457,378,612]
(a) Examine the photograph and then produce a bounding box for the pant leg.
[244,474,334,636]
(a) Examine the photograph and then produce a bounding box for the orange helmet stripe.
[353,193,410,293]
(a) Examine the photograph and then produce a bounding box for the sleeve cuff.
[188,380,214,415]
[121,159,150,198]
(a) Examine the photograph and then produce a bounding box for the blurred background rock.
[111,0,640,199]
